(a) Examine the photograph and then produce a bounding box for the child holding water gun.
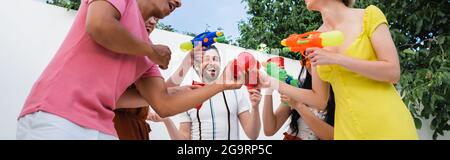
[260,0,418,139]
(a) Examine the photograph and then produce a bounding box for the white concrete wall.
[0,0,448,140]
[0,0,79,140]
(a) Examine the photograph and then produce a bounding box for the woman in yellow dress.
[263,0,419,139]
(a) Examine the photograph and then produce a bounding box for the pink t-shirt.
[19,0,161,136]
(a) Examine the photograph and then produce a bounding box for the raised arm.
[262,89,292,136]
[86,1,170,68]
[136,62,243,117]
[166,46,204,87]
[238,89,262,140]
[135,77,225,118]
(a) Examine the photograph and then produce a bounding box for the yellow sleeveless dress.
[317,5,419,140]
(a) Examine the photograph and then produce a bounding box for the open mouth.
[208,68,216,73]
[206,67,217,77]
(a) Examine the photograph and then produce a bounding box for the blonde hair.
[342,0,356,7]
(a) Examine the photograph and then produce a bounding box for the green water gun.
[265,62,299,87]
[264,57,302,106]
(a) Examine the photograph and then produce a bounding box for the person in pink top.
[16,0,244,140]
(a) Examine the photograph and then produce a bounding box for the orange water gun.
[281,31,344,65]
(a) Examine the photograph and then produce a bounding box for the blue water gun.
[179,31,226,51]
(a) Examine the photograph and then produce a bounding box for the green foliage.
[239,0,450,139]
[46,0,194,34]
[47,0,80,11]
[182,31,197,37]
[238,0,321,59]
[156,23,177,32]
[387,0,450,139]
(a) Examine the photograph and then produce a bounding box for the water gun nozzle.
[214,36,226,43]
[281,39,287,46]
[216,31,223,37]
[180,42,194,52]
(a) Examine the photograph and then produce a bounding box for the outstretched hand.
[215,61,244,90]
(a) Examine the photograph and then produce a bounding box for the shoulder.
[365,5,384,14]
[363,5,388,36]
[364,5,387,21]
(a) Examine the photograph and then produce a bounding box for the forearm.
[294,104,333,140]
[245,107,261,140]
[152,84,225,118]
[88,22,152,56]
[262,94,277,136]
[116,86,192,108]
[337,54,400,83]
[162,119,188,140]
[138,76,229,118]
[274,78,328,110]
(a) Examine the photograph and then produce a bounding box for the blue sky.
[160,0,249,40]
[37,0,249,40]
